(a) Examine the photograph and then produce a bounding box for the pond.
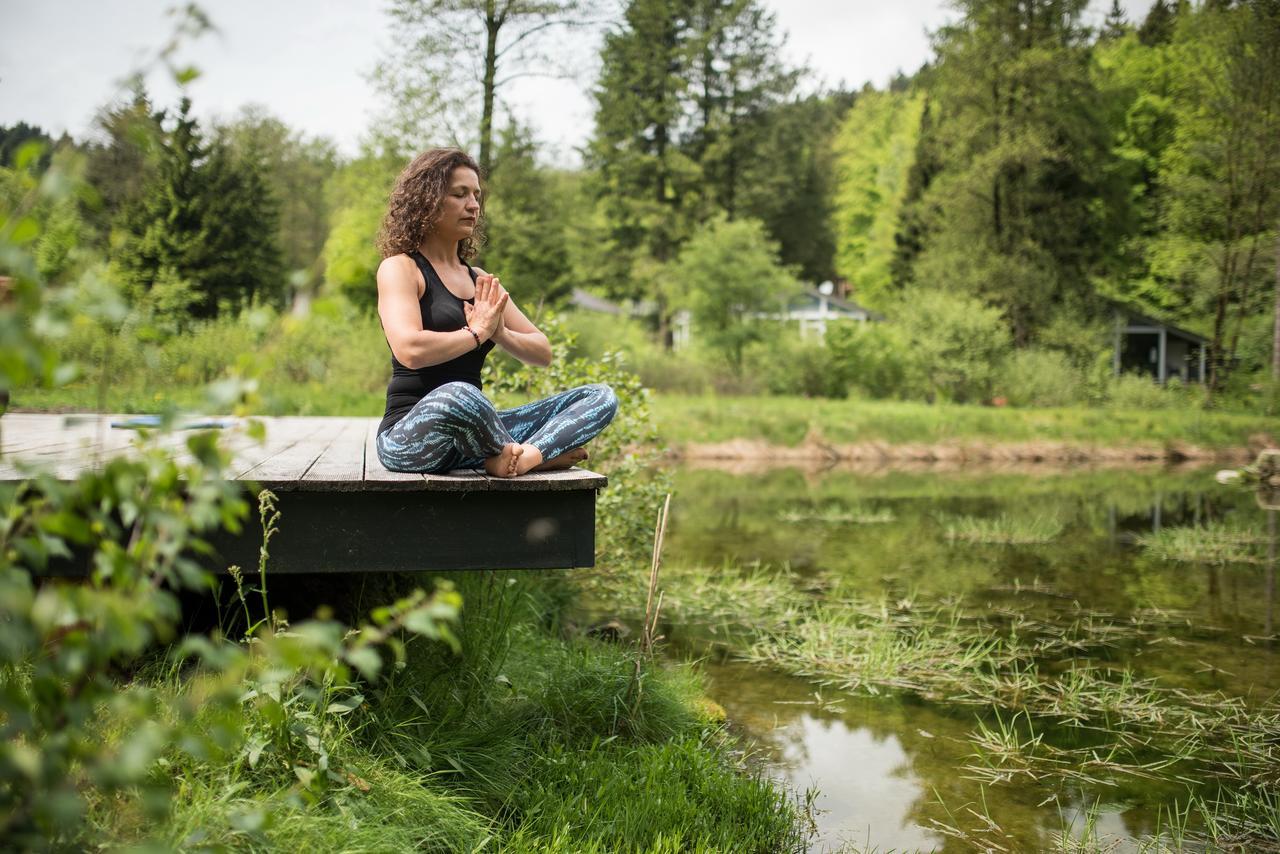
[651,462,1277,852]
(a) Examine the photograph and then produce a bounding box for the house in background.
[571,281,882,350]
[786,281,883,340]
[1112,307,1208,383]
[669,281,881,349]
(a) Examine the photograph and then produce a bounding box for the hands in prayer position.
[464,274,508,343]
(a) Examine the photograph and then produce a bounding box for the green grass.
[83,572,810,852]
[941,512,1066,545]
[650,393,1274,449]
[1138,523,1272,565]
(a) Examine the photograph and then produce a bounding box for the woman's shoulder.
[378,253,421,275]
[377,253,425,292]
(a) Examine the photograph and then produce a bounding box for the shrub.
[748,335,848,399]
[996,349,1086,407]
[895,288,1012,403]
[827,321,911,400]
[1106,373,1189,410]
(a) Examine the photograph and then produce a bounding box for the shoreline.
[669,436,1262,465]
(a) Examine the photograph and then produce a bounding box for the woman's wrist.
[462,325,482,349]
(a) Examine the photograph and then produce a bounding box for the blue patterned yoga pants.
[375,382,618,473]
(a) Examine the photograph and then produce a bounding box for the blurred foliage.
[0,134,460,848]
[832,89,924,308]
[670,215,801,373]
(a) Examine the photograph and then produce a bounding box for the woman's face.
[435,166,482,240]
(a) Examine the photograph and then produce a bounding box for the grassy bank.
[84,572,809,852]
[651,393,1276,449]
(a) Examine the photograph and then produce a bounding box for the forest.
[4,0,1277,414]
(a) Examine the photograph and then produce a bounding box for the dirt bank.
[671,434,1267,466]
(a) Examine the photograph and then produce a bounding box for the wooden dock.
[0,413,606,573]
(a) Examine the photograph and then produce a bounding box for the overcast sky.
[1,1,1155,166]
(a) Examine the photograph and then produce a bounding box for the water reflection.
[701,660,1159,852]
[661,464,1278,852]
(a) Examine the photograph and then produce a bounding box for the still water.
[660,463,1276,852]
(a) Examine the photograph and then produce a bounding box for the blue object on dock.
[110,416,234,430]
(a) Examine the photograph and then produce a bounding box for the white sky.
[0,1,1154,166]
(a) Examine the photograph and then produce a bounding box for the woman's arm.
[378,255,506,368]
[473,269,552,367]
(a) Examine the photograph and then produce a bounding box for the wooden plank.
[244,416,351,483]
[486,468,608,491]
[233,417,332,479]
[0,415,139,478]
[299,417,368,490]
[1,414,107,455]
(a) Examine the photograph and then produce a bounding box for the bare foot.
[484,443,522,477]
[532,447,588,472]
[513,443,545,476]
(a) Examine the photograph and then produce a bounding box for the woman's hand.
[464,274,509,341]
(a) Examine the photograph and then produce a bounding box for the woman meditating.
[373,148,617,477]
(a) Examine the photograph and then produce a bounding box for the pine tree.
[118,98,284,321]
[480,120,572,307]
[1102,0,1128,39]
[686,0,798,219]
[1139,0,1175,45]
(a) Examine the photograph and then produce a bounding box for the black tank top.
[378,251,496,435]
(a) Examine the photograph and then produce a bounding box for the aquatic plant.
[1138,523,1270,565]
[941,512,1066,545]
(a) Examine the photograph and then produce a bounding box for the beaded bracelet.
[462,325,482,349]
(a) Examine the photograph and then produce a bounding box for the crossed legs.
[375,381,618,477]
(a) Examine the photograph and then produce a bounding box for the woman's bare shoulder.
[377,254,419,289]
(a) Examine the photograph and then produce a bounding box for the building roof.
[789,288,885,321]
[569,288,625,316]
[1115,306,1209,344]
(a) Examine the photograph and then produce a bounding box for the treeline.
[838,0,1280,402]
[3,0,1277,405]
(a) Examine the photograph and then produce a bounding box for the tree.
[832,89,924,307]
[734,91,849,283]
[118,98,284,320]
[1153,1,1280,397]
[670,215,800,372]
[480,120,572,308]
[587,0,811,337]
[686,0,798,219]
[322,153,403,311]
[1139,0,1176,45]
[376,0,589,172]
[217,107,339,293]
[0,123,59,170]
[588,0,702,340]
[900,0,1117,344]
[1101,0,1129,39]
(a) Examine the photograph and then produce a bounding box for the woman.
[373,148,617,478]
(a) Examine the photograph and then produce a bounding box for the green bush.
[561,311,653,362]
[1106,373,1190,410]
[895,288,1012,403]
[827,321,911,400]
[748,334,848,399]
[996,349,1086,407]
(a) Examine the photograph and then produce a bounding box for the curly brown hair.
[376,148,486,260]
